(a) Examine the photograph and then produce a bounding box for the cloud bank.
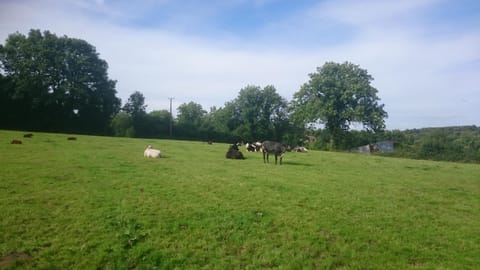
[1,0,479,129]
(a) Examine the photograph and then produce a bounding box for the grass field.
[1,130,479,269]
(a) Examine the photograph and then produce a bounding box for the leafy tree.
[111,112,135,137]
[0,73,17,128]
[146,110,171,138]
[292,62,387,149]
[123,91,147,117]
[176,102,206,138]
[122,91,149,137]
[177,102,206,127]
[227,85,289,141]
[0,29,120,133]
[201,106,236,142]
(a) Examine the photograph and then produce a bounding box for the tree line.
[1,29,387,149]
[2,30,478,162]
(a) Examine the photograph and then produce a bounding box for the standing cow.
[261,141,286,165]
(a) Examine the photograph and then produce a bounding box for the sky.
[0,0,479,130]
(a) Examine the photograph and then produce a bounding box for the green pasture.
[0,130,479,269]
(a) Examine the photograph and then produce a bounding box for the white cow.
[293,146,308,152]
[144,145,161,158]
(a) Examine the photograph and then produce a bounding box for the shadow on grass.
[279,161,314,167]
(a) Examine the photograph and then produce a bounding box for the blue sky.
[1,0,479,130]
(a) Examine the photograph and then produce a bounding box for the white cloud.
[314,0,437,26]
[1,0,478,129]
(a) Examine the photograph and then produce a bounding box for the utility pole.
[169,97,174,137]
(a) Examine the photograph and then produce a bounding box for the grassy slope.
[0,130,479,269]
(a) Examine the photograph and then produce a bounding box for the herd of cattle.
[145,140,308,165]
[9,132,307,166]
[226,141,308,165]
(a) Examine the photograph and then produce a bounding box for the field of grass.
[1,130,479,269]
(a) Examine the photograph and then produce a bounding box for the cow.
[293,146,308,152]
[226,144,245,159]
[144,145,161,158]
[261,141,286,165]
[245,142,256,152]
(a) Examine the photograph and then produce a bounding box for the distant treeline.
[388,126,480,163]
[305,126,480,163]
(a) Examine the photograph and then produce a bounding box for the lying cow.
[293,146,308,152]
[144,145,161,158]
[226,144,245,159]
[261,140,286,165]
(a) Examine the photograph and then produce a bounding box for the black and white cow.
[261,141,286,165]
[245,142,256,152]
[245,141,262,152]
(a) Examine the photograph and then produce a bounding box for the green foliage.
[146,110,172,137]
[111,216,149,249]
[389,126,480,163]
[292,62,387,148]
[304,126,480,163]
[176,102,207,138]
[222,85,289,141]
[177,102,206,127]
[0,130,479,269]
[0,29,121,133]
[111,112,135,137]
[122,91,147,117]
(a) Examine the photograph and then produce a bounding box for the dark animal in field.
[10,140,22,144]
[208,141,213,145]
[261,141,286,165]
[23,133,33,138]
[67,137,77,140]
[226,144,245,159]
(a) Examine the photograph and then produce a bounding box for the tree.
[201,106,237,142]
[292,62,387,149]
[0,73,17,128]
[0,29,120,133]
[146,110,171,138]
[227,85,289,141]
[123,91,147,117]
[176,102,206,138]
[122,91,148,137]
[111,112,135,137]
